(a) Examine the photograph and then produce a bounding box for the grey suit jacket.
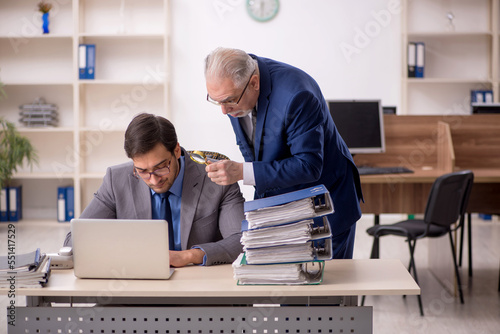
[65,149,244,265]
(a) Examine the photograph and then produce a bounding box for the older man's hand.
[205,160,243,186]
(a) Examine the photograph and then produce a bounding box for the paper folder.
[233,253,325,285]
[244,238,333,265]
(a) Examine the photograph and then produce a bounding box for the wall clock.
[246,0,279,22]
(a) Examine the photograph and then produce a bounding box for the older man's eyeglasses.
[206,70,255,106]
[134,157,172,180]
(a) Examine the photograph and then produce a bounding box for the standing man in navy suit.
[204,47,363,259]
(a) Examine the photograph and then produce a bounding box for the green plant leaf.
[0,117,39,188]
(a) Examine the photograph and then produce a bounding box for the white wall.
[170,0,402,199]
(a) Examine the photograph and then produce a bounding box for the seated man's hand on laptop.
[169,248,205,267]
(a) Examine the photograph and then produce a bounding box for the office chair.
[361,170,474,316]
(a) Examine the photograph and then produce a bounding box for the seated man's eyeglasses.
[206,70,255,106]
[134,157,173,180]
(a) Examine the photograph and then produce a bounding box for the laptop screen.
[71,219,174,279]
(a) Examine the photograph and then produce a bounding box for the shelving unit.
[401,0,499,114]
[0,0,169,220]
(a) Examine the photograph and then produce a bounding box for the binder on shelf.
[407,42,416,78]
[57,187,66,222]
[485,91,493,103]
[0,188,8,222]
[66,186,74,221]
[471,90,493,103]
[78,44,86,79]
[8,186,22,221]
[232,253,325,285]
[470,90,494,113]
[79,44,96,80]
[471,90,484,104]
[415,42,425,78]
[57,186,74,222]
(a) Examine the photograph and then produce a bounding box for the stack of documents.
[233,185,334,285]
[0,249,52,288]
[233,253,324,285]
[19,98,59,127]
[241,219,314,248]
[245,198,316,229]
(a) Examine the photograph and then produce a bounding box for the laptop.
[71,219,175,279]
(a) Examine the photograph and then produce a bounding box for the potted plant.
[0,82,38,188]
[38,1,53,34]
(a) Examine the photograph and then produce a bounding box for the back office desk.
[2,259,419,334]
[354,114,500,215]
[354,114,500,288]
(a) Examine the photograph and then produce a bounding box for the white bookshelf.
[401,0,499,114]
[0,0,170,220]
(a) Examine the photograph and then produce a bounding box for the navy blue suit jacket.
[230,55,363,236]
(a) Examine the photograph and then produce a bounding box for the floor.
[1,214,499,333]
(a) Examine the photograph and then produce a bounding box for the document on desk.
[0,250,51,288]
[0,249,41,272]
[241,216,332,248]
[244,238,333,264]
[242,219,313,248]
[232,253,324,285]
[245,198,316,229]
[243,184,334,230]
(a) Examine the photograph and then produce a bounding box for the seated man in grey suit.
[64,113,244,267]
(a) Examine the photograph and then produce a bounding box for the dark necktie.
[251,108,257,144]
[154,192,174,250]
[164,192,174,250]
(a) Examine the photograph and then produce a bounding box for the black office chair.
[361,170,474,316]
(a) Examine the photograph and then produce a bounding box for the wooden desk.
[355,114,500,215]
[1,259,419,333]
[354,114,500,291]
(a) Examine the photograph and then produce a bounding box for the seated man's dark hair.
[124,113,178,158]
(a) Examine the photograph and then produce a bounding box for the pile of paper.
[0,249,51,288]
[245,198,315,229]
[244,243,314,264]
[233,185,334,285]
[19,98,59,127]
[233,253,323,285]
[241,219,314,249]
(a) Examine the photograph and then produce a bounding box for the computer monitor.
[471,102,500,114]
[327,100,386,154]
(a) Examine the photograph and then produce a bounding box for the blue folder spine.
[66,186,74,221]
[471,90,493,103]
[57,187,66,222]
[78,44,86,79]
[0,187,8,222]
[57,186,74,222]
[8,186,22,222]
[407,42,416,78]
[244,184,330,212]
[79,44,96,80]
[415,42,425,78]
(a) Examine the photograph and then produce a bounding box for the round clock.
[246,0,280,22]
